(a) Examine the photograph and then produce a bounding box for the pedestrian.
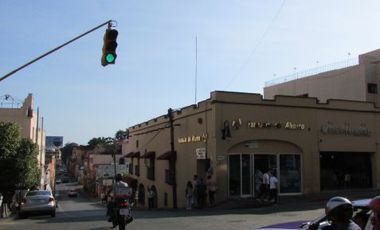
[148,186,155,209]
[197,178,207,209]
[269,171,278,204]
[254,169,263,198]
[261,169,270,201]
[192,175,199,208]
[185,181,193,210]
[206,175,217,206]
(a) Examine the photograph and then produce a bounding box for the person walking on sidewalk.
[269,171,278,204]
[206,175,217,207]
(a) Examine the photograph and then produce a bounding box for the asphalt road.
[0,182,326,230]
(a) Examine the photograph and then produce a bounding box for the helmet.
[325,196,353,221]
[370,196,380,214]
[115,174,123,182]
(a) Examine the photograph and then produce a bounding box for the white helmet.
[325,196,353,221]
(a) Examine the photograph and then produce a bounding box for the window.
[146,158,155,180]
[165,169,173,185]
[135,164,140,176]
[129,161,134,175]
[368,83,378,94]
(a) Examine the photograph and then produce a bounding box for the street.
[0,182,327,230]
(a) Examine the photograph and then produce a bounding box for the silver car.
[19,190,56,218]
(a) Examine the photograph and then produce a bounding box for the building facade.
[123,91,380,209]
[264,49,380,106]
[0,93,46,187]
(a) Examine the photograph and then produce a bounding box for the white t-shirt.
[263,173,270,185]
[269,176,278,189]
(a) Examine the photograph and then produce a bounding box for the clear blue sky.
[1,1,380,145]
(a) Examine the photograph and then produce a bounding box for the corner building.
[123,91,380,209]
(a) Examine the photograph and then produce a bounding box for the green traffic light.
[106,53,116,63]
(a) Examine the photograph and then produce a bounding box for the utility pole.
[0,20,113,82]
[168,108,177,208]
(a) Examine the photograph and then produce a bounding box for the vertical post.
[168,108,177,208]
[112,147,117,197]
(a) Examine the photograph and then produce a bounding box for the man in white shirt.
[269,172,278,204]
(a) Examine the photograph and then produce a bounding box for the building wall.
[124,91,380,209]
[0,94,46,183]
[264,49,380,106]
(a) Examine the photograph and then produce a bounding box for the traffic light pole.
[0,20,114,82]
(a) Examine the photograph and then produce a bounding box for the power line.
[224,0,287,90]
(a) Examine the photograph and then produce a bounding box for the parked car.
[257,198,372,230]
[67,190,78,197]
[19,190,56,218]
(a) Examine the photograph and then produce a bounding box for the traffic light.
[101,29,118,66]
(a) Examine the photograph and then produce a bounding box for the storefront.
[228,153,302,197]
[124,91,380,208]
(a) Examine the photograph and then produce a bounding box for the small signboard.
[196,148,207,159]
[96,164,129,179]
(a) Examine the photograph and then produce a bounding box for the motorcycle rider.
[323,196,361,230]
[108,174,132,228]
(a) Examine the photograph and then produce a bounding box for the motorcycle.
[111,195,133,230]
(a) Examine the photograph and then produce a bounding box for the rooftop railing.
[265,58,358,87]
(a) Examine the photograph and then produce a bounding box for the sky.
[1,0,380,145]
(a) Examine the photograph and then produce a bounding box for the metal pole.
[168,108,177,208]
[0,20,112,82]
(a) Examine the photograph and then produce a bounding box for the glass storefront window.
[279,154,301,193]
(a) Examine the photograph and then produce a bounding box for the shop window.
[279,154,301,193]
[368,83,378,94]
[119,158,125,165]
[320,152,372,190]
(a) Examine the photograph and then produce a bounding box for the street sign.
[96,164,128,179]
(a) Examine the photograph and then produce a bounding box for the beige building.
[0,93,46,187]
[123,91,380,209]
[264,49,380,106]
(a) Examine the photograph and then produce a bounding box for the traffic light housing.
[101,29,118,66]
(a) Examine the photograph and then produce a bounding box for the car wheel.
[51,211,56,217]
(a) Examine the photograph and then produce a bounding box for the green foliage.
[115,129,129,141]
[61,142,78,164]
[0,122,41,194]
[88,137,115,147]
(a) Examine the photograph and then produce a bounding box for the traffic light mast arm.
[0,20,113,83]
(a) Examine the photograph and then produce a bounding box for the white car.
[19,190,56,218]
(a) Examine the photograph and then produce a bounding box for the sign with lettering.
[247,121,305,130]
[178,134,208,144]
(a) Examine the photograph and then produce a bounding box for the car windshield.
[26,191,51,196]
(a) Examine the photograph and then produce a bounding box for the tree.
[88,137,114,147]
[61,142,78,165]
[0,122,41,203]
[115,129,129,141]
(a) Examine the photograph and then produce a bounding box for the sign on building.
[96,164,129,179]
[196,148,207,159]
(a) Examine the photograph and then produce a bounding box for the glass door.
[228,154,252,197]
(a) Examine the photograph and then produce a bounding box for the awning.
[125,151,140,158]
[140,151,156,159]
[157,151,176,160]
